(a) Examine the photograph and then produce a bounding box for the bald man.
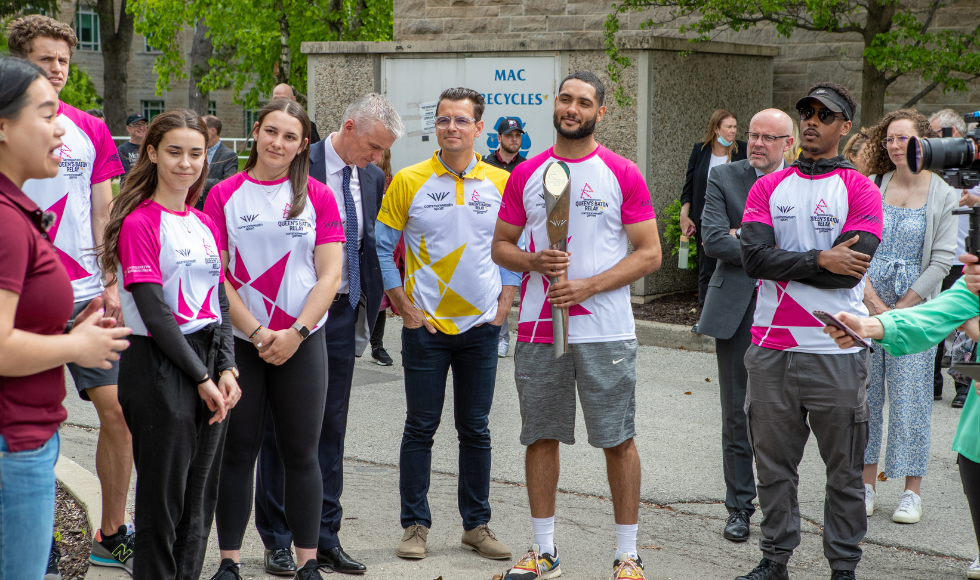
[271,83,321,144]
[697,109,795,543]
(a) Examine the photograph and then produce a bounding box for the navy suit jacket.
[309,139,384,348]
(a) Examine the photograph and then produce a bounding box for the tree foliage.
[130,0,393,109]
[604,0,980,122]
[60,64,101,110]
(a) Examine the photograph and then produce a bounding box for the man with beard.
[492,71,662,580]
[484,117,527,173]
[699,109,795,544]
[735,83,882,580]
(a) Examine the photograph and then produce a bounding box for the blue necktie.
[342,166,360,309]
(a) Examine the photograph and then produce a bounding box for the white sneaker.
[864,483,878,517]
[892,490,922,524]
[498,338,509,358]
[967,555,980,579]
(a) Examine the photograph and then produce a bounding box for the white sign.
[419,100,438,135]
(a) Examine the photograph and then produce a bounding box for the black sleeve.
[220,152,238,181]
[130,282,209,382]
[680,145,698,207]
[740,221,821,282]
[310,122,322,145]
[216,284,236,372]
[797,230,881,289]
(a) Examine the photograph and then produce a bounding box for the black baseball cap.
[497,117,524,135]
[126,113,147,126]
[795,87,853,121]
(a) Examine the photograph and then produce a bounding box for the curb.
[55,455,129,580]
[506,307,715,353]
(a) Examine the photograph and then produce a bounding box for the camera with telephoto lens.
[908,111,980,189]
[954,205,980,260]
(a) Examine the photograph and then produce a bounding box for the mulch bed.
[54,483,92,580]
[631,290,701,326]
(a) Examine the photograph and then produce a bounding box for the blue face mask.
[717,135,734,148]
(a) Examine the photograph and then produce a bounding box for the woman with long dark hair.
[206,99,343,580]
[0,56,131,580]
[98,108,239,580]
[680,109,747,315]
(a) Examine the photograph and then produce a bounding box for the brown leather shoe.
[396,524,428,559]
[461,524,512,560]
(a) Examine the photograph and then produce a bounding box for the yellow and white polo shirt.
[378,152,510,335]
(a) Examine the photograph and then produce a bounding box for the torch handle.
[550,275,567,358]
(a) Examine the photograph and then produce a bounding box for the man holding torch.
[491,71,662,580]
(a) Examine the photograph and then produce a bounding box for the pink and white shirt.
[499,145,655,344]
[117,200,224,335]
[204,173,344,340]
[23,102,124,302]
[742,166,883,354]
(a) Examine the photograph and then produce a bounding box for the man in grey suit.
[699,109,795,542]
[196,115,239,209]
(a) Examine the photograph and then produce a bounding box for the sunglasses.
[798,106,846,125]
[435,116,476,130]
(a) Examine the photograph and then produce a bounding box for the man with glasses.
[733,83,883,580]
[699,109,795,545]
[375,87,517,562]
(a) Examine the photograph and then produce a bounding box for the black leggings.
[215,333,328,550]
[959,454,980,552]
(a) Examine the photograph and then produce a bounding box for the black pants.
[215,332,328,550]
[254,299,358,550]
[959,454,980,553]
[695,221,717,309]
[935,265,966,397]
[370,309,386,350]
[118,328,226,580]
[716,295,757,515]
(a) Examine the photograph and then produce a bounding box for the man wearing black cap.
[484,117,527,173]
[117,113,146,183]
[734,82,883,580]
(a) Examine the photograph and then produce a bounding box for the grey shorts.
[67,298,119,401]
[514,340,637,448]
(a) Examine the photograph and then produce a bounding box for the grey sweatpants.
[744,344,870,571]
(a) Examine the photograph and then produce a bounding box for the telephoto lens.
[908,135,978,174]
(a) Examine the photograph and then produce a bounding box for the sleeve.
[91,121,125,184]
[795,231,880,289]
[129,282,209,381]
[0,208,30,295]
[909,180,957,300]
[499,266,521,287]
[377,171,414,231]
[216,284,236,372]
[203,180,231,251]
[117,212,162,287]
[376,222,405,291]
[680,145,698,207]
[876,277,979,357]
[309,179,345,245]
[740,176,822,281]
[618,162,655,224]
[840,170,884,238]
[498,164,529,227]
[220,149,238,181]
[701,168,742,266]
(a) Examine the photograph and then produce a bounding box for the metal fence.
[112,136,252,159]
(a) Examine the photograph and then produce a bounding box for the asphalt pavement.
[59,316,976,579]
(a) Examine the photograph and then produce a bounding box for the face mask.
[717,135,734,147]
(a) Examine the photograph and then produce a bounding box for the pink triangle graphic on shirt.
[56,248,92,282]
[44,193,69,242]
[753,326,799,349]
[264,298,275,316]
[176,279,196,321]
[771,290,824,328]
[251,252,291,302]
[268,305,297,331]
[234,254,252,285]
[527,230,536,253]
[196,286,217,320]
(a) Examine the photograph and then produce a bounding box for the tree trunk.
[96,0,134,135]
[858,1,897,128]
[275,0,290,85]
[188,19,212,116]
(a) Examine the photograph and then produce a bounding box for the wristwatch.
[735,228,742,239]
[291,322,310,340]
[220,366,240,379]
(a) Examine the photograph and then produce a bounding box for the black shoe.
[830,571,856,580]
[45,544,62,580]
[723,510,750,542]
[735,558,789,580]
[295,559,323,580]
[209,558,242,580]
[317,545,367,574]
[265,548,297,576]
[953,391,968,408]
[372,347,393,366]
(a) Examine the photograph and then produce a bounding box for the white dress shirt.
[323,133,364,294]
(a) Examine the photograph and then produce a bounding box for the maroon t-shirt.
[0,172,73,451]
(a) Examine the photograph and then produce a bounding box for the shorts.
[514,340,637,448]
[67,298,119,401]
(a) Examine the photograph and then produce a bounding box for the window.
[144,35,161,53]
[141,100,165,121]
[245,109,261,136]
[75,9,100,52]
[208,101,217,116]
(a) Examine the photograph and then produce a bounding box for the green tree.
[130,0,392,110]
[604,0,980,123]
[60,64,101,110]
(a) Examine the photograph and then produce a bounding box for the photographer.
[824,252,980,580]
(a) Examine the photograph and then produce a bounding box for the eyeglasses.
[798,106,846,125]
[881,135,911,149]
[745,132,790,144]
[435,116,476,130]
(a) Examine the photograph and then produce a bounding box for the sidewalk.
[57,318,975,579]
